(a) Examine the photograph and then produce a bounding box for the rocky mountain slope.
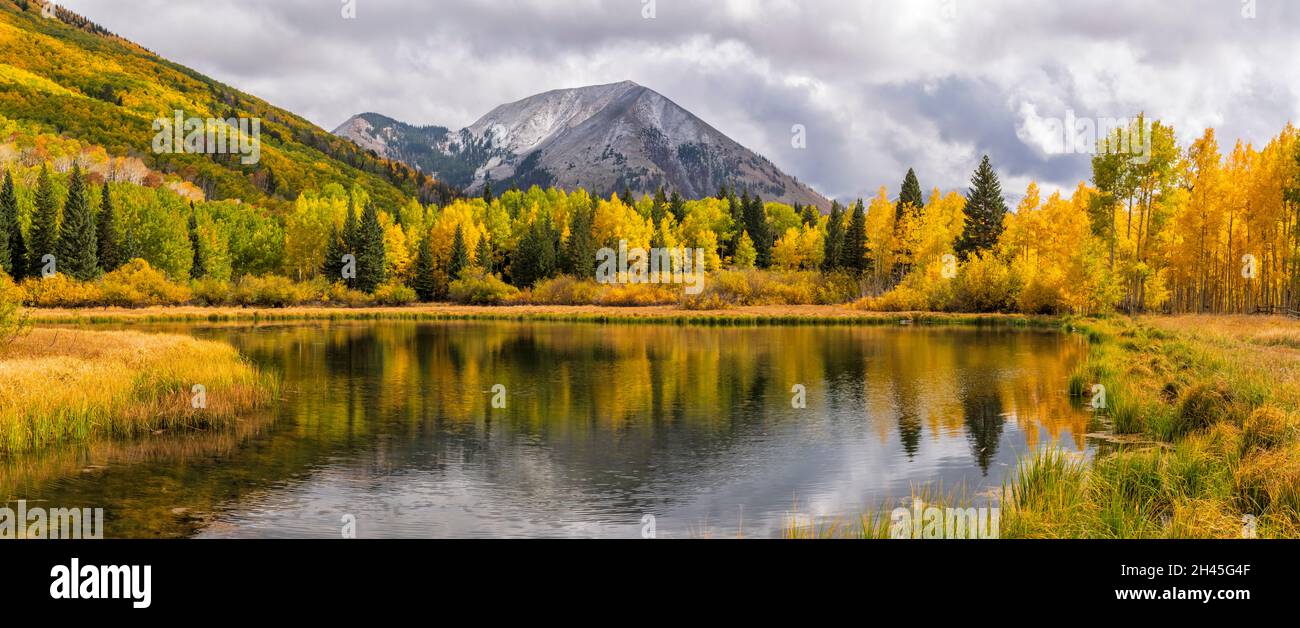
[334,81,829,209]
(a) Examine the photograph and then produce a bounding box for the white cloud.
[57,0,1300,202]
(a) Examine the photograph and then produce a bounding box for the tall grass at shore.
[28,303,1064,329]
[1007,316,1300,538]
[0,328,276,454]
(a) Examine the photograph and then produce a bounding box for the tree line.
[3,116,1298,315]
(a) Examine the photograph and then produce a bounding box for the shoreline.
[27,303,1065,328]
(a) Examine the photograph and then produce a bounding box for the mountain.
[0,0,457,210]
[334,81,831,210]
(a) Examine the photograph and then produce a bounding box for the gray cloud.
[59,0,1300,203]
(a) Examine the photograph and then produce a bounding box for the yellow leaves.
[913,189,965,265]
[429,200,485,264]
[593,193,653,250]
[772,224,824,270]
[382,217,412,280]
[1000,182,1102,313]
[282,188,349,279]
[864,186,895,280]
[0,63,80,98]
[695,229,723,271]
[679,196,731,247]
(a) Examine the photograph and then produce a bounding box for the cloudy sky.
[60,0,1300,203]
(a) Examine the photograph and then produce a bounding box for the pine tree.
[955,155,1008,261]
[322,223,347,281]
[482,176,493,203]
[342,201,359,254]
[476,234,492,273]
[669,191,686,222]
[355,202,386,292]
[187,206,206,279]
[448,223,469,280]
[651,187,667,225]
[799,203,819,227]
[822,201,844,271]
[564,199,596,279]
[54,164,97,280]
[513,215,556,287]
[28,164,58,277]
[742,193,772,267]
[723,191,743,259]
[410,234,437,301]
[896,168,924,221]
[96,183,122,272]
[840,199,869,272]
[893,168,924,281]
[0,169,13,275]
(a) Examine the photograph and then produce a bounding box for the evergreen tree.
[342,201,359,253]
[822,201,844,271]
[893,168,924,281]
[955,155,1008,261]
[96,183,122,272]
[799,203,819,227]
[476,233,492,273]
[742,193,772,267]
[355,202,386,292]
[513,215,557,287]
[620,185,635,208]
[564,199,596,279]
[187,205,206,279]
[896,168,924,221]
[482,176,493,203]
[448,223,469,280]
[723,191,743,259]
[56,164,98,280]
[840,199,869,272]
[668,190,686,222]
[651,186,667,225]
[410,234,437,301]
[322,223,346,281]
[0,169,13,275]
[28,164,58,277]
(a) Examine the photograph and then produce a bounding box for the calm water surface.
[2,320,1100,538]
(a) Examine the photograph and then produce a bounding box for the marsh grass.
[1004,315,1300,537]
[0,327,276,454]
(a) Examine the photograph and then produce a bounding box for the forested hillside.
[0,0,455,209]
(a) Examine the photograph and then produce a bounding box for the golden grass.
[0,327,276,454]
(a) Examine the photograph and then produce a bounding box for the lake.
[2,320,1099,538]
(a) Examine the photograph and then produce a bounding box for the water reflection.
[2,321,1096,538]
